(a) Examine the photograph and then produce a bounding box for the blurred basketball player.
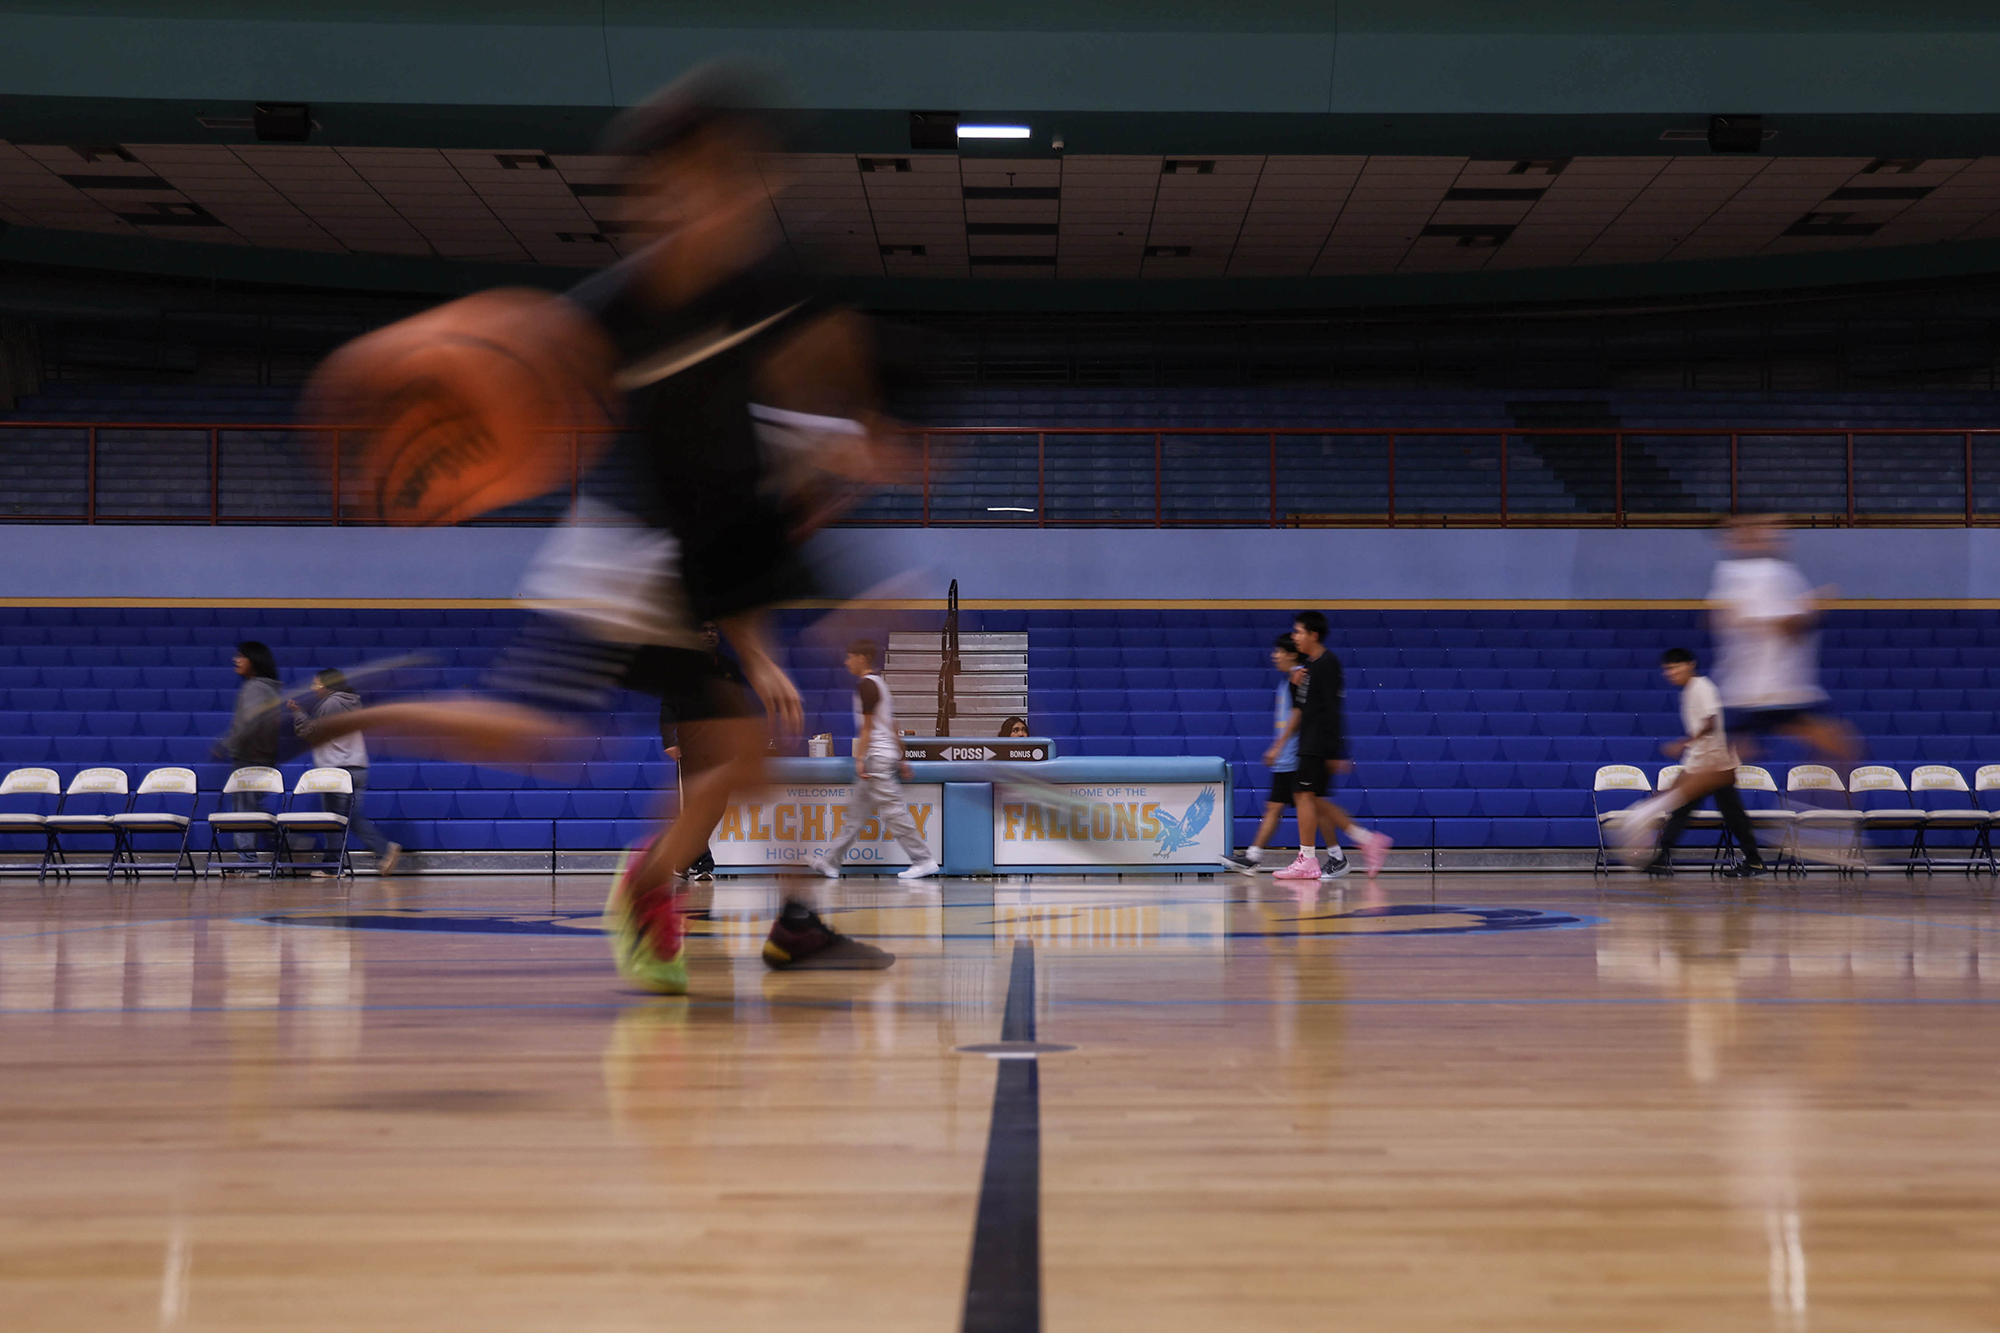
[1707,516,1857,763]
[310,69,910,991]
[1612,515,1856,865]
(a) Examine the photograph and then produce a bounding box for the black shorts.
[1292,754,1337,797]
[1724,705,1819,737]
[489,618,753,723]
[1267,770,1297,805]
[633,646,752,725]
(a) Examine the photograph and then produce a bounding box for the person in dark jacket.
[217,640,281,862]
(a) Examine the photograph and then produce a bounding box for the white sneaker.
[897,859,941,880]
[809,853,840,879]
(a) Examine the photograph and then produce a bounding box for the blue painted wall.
[0,524,1989,604]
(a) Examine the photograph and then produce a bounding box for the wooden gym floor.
[2,869,1998,1332]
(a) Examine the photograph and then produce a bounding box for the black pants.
[1657,780,1763,866]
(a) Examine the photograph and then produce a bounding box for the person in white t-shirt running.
[811,639,940,880]
[1612,517,1857,865]
[1634,648,1767,878]
[1706,515,1858,764]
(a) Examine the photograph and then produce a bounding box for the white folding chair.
[0,768,61,877]
[1851,765,1924,875]
[274,767,355,879]
[110,767,200,882]
[1592,764,1652,872]
[1786,764,1864,873]
[206,766,285,876]
[1651,764,1721,870]
[1735,765,1796,871]
[1907,765,1995,875]
[43,767,130,880]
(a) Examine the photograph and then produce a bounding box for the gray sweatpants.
[822,754,930,866]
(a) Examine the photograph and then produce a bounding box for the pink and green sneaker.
[604,841,689,995]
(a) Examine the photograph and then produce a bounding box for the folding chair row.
[0,764,356,881]
[1591,762,2000,876]
[0,765,197,881]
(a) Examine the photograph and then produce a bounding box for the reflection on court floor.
[3,873,2000,1333]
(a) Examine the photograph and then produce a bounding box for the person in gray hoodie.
[216,640,282,863]
[288,668,402,875]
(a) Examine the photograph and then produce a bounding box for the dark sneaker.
[1320,853,1350,880]
[1720,861,1768,879]
[762,903,896,971]
[1219,854,1258,873]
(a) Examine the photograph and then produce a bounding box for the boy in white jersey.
[1707,514,1857,764]
[811,640,940,880]
[1638,648,1766,878]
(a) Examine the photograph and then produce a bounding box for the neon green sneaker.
[604,841,689,995]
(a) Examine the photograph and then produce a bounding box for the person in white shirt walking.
[1637,648,1766,878]
[811,640,940,880]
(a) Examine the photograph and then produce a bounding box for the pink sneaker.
[1271,853,1321,881]
[1360,831,1393,879]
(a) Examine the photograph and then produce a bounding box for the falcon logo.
[1152,787,1215,856]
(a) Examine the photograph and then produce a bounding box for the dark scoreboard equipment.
[899,737,1054,763]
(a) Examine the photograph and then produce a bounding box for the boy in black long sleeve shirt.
[1272,611,1392,883]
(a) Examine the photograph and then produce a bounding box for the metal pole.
[211,427,222,525]
[1499,432,1509,526]
[329,427,340,525]
[1967,431,1976,525]
[1729,433,1738,516]
[1614,432,1624,527]
[922,431,931,527]
[1154,431,1163,527]
[86,426,96,523]
[1846,431,1855,526]
[1268,431,1277,528]
[1387,434,1397,527]
[1037,432,1046,527]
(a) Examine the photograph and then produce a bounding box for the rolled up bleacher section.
[6,603,2000,871]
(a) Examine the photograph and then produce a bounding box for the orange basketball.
[306,289,616,526]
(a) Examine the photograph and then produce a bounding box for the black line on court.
[960,940,1042,1333]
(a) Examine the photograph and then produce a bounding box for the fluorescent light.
[958,124,1031,140]
[986,506,1036,512]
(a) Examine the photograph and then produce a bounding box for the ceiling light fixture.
[958,124,1031,139]
[986,506,1036,512]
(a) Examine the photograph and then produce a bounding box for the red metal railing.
[3,421,1998,527]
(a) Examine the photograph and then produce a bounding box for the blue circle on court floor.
[257,902,1598,940]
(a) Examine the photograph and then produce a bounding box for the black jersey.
[1296,649,1347,760]
[565,248,819,620]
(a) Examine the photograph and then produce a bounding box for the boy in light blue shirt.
[1225,634,1344,873]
